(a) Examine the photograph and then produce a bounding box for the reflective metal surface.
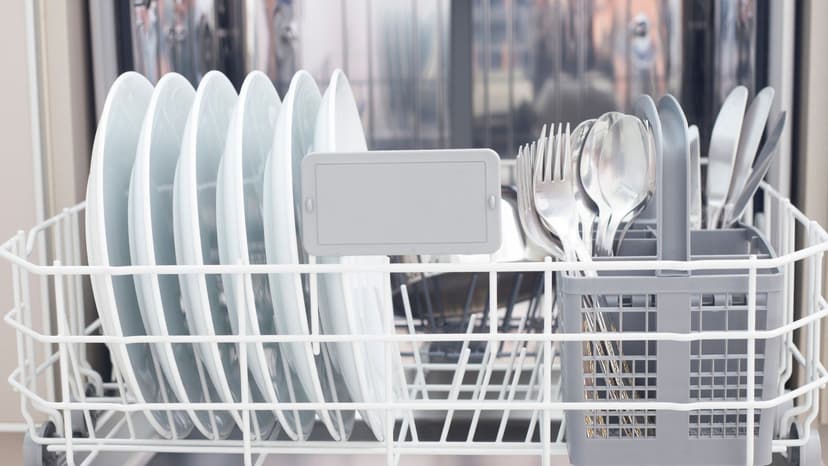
[126,0,758,160]
[714,0,756,105]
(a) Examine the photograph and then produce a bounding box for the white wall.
[0,1,92,462]
[0,1,39,426]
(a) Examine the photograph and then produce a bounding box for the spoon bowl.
[596,115,655,255]
[579,111,623,253]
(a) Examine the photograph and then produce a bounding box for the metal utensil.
[595,115,655,256]
[569,119,598,255]
[516,140,565,259]
[532,123,637,427]
[723,87,775,223]
[580,111,623,252]
[688,125,702,229]
[706,86,748,228]
[723,112,787,226]
[533,123,588,261]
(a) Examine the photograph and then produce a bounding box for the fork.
[532,123,590,263]
[532,123,640,434]
[515,137,564,259]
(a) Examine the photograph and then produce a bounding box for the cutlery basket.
[557,225,784,466]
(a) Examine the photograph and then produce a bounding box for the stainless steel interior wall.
[127,0,757,159]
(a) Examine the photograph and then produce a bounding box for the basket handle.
[656,95,691,274]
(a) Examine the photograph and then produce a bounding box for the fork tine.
[537,123,547,155]
[519,145,530,205]
[525,143,534,194]
[535,125,547,181]
[552,123,562,181]
[562,122,572,181]
[533,140,543,184]
[544,123,555,181]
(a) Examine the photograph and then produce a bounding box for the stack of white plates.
[86,69,402,441]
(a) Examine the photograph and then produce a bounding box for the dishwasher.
[8,1,823,465]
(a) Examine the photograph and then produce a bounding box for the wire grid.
[3,183,828,466]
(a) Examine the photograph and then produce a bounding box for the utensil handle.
[595,209,611,256]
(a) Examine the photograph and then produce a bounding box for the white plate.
[85,72,191,439]
[129,72,238,439]
[172,70,277,439]
[262,70,356,441]
[314,69,400,441]
[216,71,312,440]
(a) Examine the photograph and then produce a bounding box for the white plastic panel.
[300,149,501,256]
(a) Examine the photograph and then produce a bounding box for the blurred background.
[1,0,827,464]
[97,0,763,161]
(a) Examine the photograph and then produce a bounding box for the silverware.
[723,112,787,226]
[688,125,702,229]
[723,87,775,223]
[515,140,565,259]
[706,86,748,228]
[533,123,589,261]
[531,123,638,431]
[595,115,655,256]
[579,112,624,253]
[569,120,598,256]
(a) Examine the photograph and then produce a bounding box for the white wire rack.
[3,182,828,466]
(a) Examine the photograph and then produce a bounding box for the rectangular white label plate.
[301,149,501,256]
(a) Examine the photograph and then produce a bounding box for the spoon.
[580,111,623,254]
[571,119,597,254]
[596,115,655,256]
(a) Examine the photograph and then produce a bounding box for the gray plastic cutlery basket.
[557,225,783,466]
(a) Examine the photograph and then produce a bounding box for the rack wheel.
[23,421,59,466]
[787,423,824,466]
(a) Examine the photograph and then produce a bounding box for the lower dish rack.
[4,183,828,466]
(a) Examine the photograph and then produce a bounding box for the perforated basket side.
[558,226,784,466]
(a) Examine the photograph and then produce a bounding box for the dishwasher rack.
[4,182,828,466]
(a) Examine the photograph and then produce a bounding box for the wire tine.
[495,347,528,442]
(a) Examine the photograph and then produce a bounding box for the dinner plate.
[313,69,401,441]
[85,72,191,439]
[216,71,313,440]
[262,70,355,441]
[128,72,238,439]
[172,70,277,439]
